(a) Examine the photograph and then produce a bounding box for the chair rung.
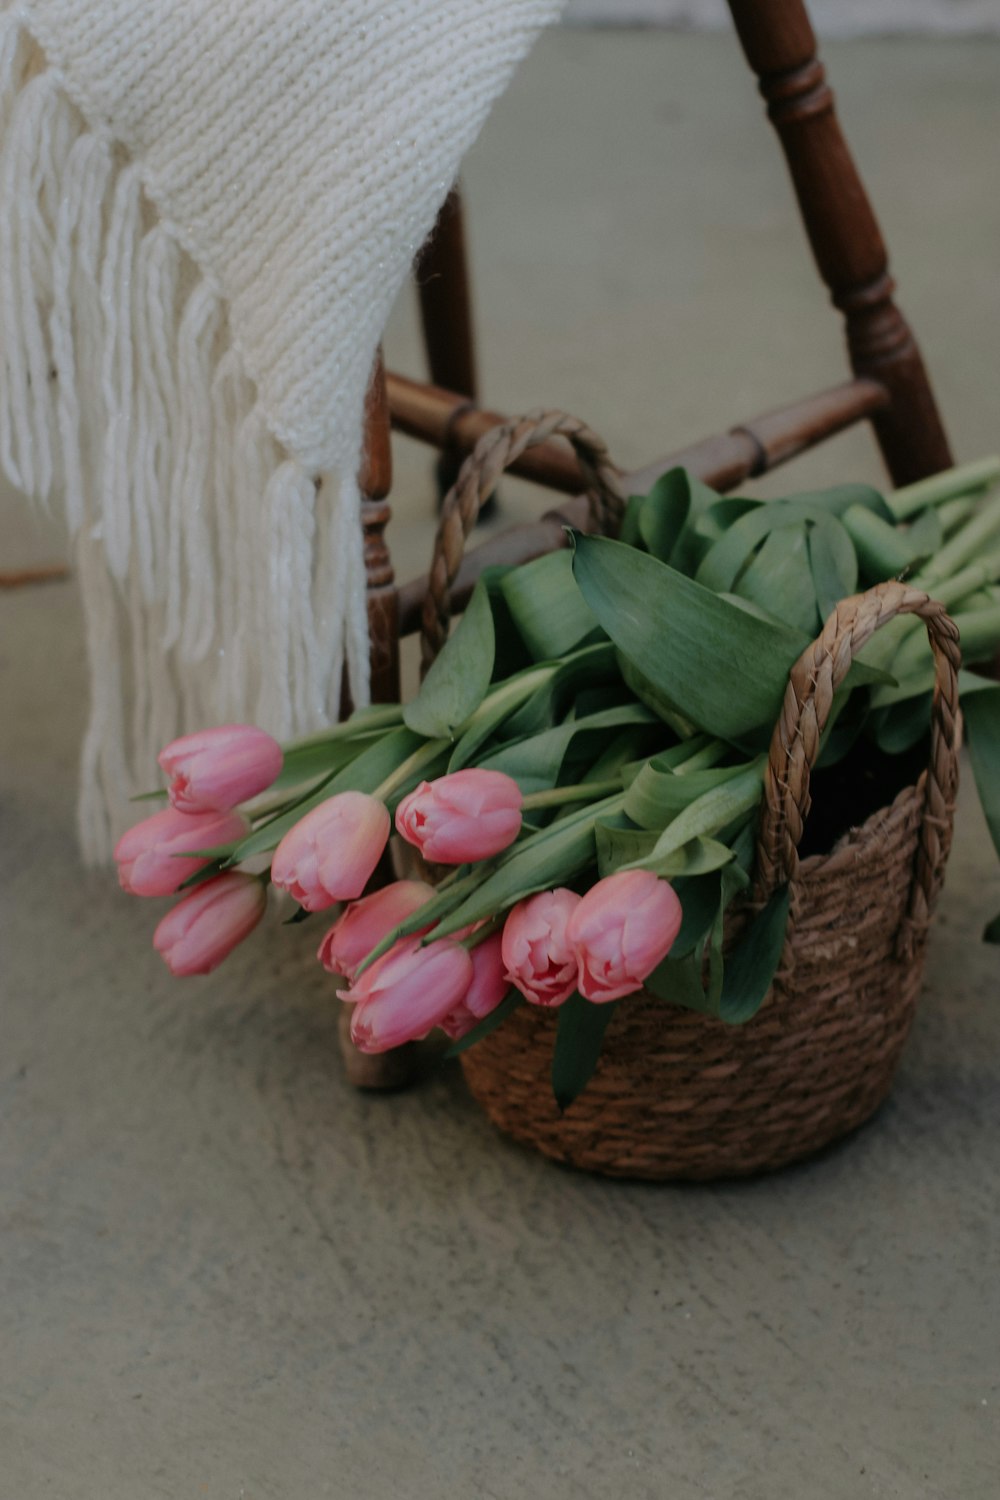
[387,373,583,492]
[631,377,890,495]
[393,375,890,635]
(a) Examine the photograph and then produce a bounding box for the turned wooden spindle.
[417,187,478,402]
[337,347,418,1090]
[415,187,480,502]
[358,349,400,705]
[727,0,952,485]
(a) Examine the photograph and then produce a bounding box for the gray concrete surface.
[566,1,1000,39]
[2,30,999,1500]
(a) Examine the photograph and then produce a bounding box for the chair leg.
[337,349,418,1090]
[415,187,482,505]
[359,350,400,704]
[727,0,953,486]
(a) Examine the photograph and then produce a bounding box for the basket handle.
[754,579,962,957]
[420,409,625,674]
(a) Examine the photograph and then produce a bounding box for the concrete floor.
[3,29,999,1500]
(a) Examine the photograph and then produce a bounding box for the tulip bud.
[395,768,522,864]
[566,869,682,1003]
[114,806,248,897]
[439,930,508,1040]
[343,936,474,1053]
[317,879,435,979]
[158,725,283,813]
[153,872,267,976]
[501,888,581,1008]
[270,792,390,912]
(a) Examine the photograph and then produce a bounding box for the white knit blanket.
[0,0,562,857]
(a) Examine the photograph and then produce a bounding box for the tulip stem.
[468,663,555,724]
[916,492,1000,585]
[283,704,403,751]
[888,456,1000,521]
[520,780,622,812]
[373,738,451,805]
[459,914,504,951]
[673,738,728,774]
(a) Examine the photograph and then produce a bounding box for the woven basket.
[422,412,962,1180]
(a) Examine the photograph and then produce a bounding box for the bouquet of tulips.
[117,457,1000,1105]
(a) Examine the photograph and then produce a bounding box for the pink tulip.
[152,872,267,976]
[439,930,508,1040]
[395,768,522,864]
[114,806,248,897]
[566,869,683,1003]
[343,936,474,1054]
[317,879,435,979]
[501,888,581,1008]
[270,791,390,912]
[158,724,283,813]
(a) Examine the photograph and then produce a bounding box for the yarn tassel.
[0,14,370,860]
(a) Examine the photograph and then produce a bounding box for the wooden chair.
[341,0,953,1082]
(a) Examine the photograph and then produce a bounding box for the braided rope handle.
[420,409,625,673]
[755,579,962,957]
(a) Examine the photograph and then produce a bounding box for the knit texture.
[0,0,563,857]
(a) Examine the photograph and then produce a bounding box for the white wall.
[565,0,1000,35]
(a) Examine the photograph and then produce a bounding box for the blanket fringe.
[0,12,370,860]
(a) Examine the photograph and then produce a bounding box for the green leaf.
[404,579,495,738]
[643,870,786,1023]
[681,496,763,577]
[814,689,870,767]
[584,725,661,785]
[479,704,656,794]
[695,494,877,596]
[445,989,522,1057]
[355,866,485,976]
[594,819,659,871]
[572,533,811,747]
[618,493,645,549]
[650,468,727,575]
[870,693,933,755]
[644,949,714,1013]
[267,730,384,796]
[432,792,625,939]
[644,857,740,1015]
[447,661,557,772]
[782,482,891,521]
[176,860,230,893]
[733,522,820,636]
[636,471,691,562]
[228,725,425,863]
[551,993,617,1110]
[670,869,727,958]
[479,565,535,681]
[961,684,1000,868]
[616,654,700,738]
[717,886,790,1023]
[643,835,744,881]
[729,816,758,877]
[498,550,601,662]
[808,513,858,621]
[499,642,620,744]
[906,505,943,563]
[595,824,737,880]
[632,759,766,868]
[842,504,913,584]
[623,756,748,830]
